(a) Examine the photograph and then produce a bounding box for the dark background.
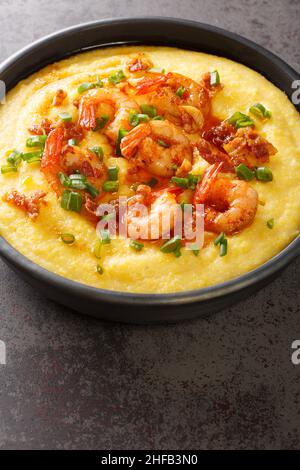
[0,0,299,449]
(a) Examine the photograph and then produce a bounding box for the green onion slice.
[171,176,189,188]
[214,232,225,246]
[140,104,157,118]
[89,146,104,160]
[103,180,119,192]
[68,138,77,146]
[255,166,273,182]
[249,103,271,119]
[188,173,201,190]
[7,150,22,167]
[176,86,186,97]
[93,239,102,259]
[228,111,254,129]
[77,78,103,94]
[210,70,220,86]
[108,166,119,181]
[26,135,47,147]
[1,165,18,174]
[108,70,126,85]
[130,239,144,251]
[129,112,150,127]
[157,139,169,148]
[219,239,228,257]
[267,218,275,229]
[61,233,75,244]
[148,67,165,74]
[235,163,255,181]
[160,235,182,254]
[61,190,83,212]
[59,112,72,122]
[93,115,110,131]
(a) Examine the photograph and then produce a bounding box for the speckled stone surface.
[0,0,300,450]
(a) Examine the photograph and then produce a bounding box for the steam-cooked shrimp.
[77,88,139,142]
[120,120,193,177]
[127,185,182,240]
[135,72,212,132]
[194,163,258,234]
[41,125,105,195]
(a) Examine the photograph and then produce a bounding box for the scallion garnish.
[171,176,189,188]
[1,165,18,174]
[160,235,182,255]
[93,115,110,131]
[210,70,220,86]
[129,112,150,127]
[100,229,111,244]
[89,146,104,160]
[176,86,186,97]
[108,166,119,181]
[26,135,47,147]
[108,70,126,85]
[68,138,77,146]
[130,239,144,251]
[219,239,228,257]
[157,139,169,148]
[228,111,254,129]
[249,103,271,119]
[267,218,275,229]
[235,163,255,181]
[148,67,165,74]
[96,264,104,275]
[93,239,102,259]
[116,128,129,156]
[59,112,72,122]
[255,166,273,182]
[61,190,83,212]
[77,78,103,94]
[103,180,119,192]
[140,104,157,118]
[21,150,43,163]
[60,233,75,244]
[152,115,164,121]
[214,232,225,246]
[59,172,99,198]
[7,150,22,167]
[188,173,201,190]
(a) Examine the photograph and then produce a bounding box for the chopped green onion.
[26,135,47,147]
[249,103,271,119]
[192,249,200,256]
[214,232,225,246]
[1,165,18,174]
[130,239,144,251]
[61,233,75,244]
[103,180,119,192]
[7,150,22,167]
[157,139,169,148]
[59,112,72,122]
[108,70,126,85]
[171,176,189,188]
[267,218,275,229]
[210,70,220,86]
[85,182,99,199]
[116,128,129,156]
[145,177,158,188]
[93,239,102,259]
[228,111,254,129]
[152,115,164,121]
[255,166,273,182]
[129,112,150,127]
[93,115,110,131]
[176,86,186,97]
[108,166,119,181]
[21,150,43,162]
[188,173,201,190]
[160,235,182,254]
[100,229,111,244]
[96,264,104,275]
[61,190,83,212]
[58,172,71,187]
[148,67,165,74]
[77,78,103,94]
[235,163,255,181]
[68,138,77,146]
[140,104,157,118]
[219,239,228,257]
[60,173,99,198]
[89,146,104,160]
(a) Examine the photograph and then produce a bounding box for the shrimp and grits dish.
[0,45,299,294]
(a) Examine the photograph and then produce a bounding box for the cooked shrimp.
[77,87,139,142]
[120,119,193,177]
[126,53,153,73]
[135,72,211,132]
[126,185,182,240]
[41,124,105,195]
[194,163,258,234]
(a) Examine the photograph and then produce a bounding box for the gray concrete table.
[0,0,299,450]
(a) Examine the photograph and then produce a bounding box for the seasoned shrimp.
[120,119,193,177]
[126,53,153,73]
[135,72,212,132]
[194,163,258,234]
[41,124,105,195]
[127,185,182,240]
[77,88,139,142]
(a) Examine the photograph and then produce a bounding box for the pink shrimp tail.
[120,124,151,158]
[193,162,223,204]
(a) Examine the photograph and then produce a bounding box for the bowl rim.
[0,16,299,307]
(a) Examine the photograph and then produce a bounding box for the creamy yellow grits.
[0,45,299,293]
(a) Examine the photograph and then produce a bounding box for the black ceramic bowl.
[0,17,299,323]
